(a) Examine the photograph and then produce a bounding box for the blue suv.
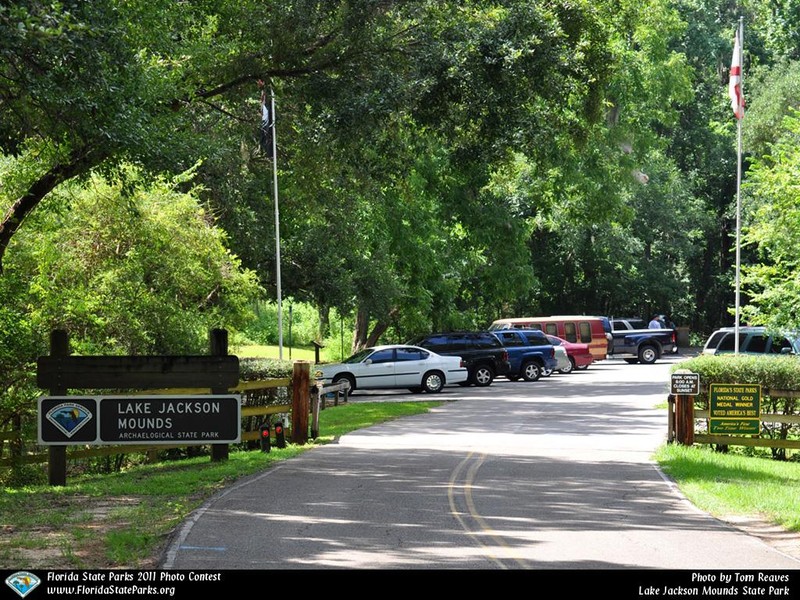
[491,329,558,381]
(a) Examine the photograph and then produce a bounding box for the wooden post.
[209,328,230,462]
[675,394,694,446]
[667,394,675,443]
[292,361,310,444]
[310,383,320,440]
[48,330,69,486]
[311,341,324,364]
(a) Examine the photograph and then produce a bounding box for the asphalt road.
[161,353,800,571]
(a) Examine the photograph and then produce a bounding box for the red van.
[488,315,608,361]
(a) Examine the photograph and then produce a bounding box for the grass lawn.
[232,343,319,362]
[654,443,800,532]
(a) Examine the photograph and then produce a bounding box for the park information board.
[708,383,761,435]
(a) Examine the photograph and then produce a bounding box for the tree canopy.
[2,0,800,356]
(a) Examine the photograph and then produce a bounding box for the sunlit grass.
[654,443,800,531]
[232,344,318,361]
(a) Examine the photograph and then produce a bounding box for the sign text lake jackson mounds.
[39,395,241,444]
[100,396,241,443]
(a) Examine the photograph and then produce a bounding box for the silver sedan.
[315,345,469,394]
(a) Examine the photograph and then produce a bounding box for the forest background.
[2,0,800,426]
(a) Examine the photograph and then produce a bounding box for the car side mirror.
[364,358,373,364]
[781,347,793,354]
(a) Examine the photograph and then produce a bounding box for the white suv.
[702,326,800,355]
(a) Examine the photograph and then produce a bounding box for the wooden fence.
[667,387,800,451]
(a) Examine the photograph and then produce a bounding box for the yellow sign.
[709,383,761,436]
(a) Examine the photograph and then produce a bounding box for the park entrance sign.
[36,328,240,486]
[38,395,241,445]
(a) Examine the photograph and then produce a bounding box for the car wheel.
[422,371,445,393]
[638,345,659,364]
[558,358,575,374]
[471,365,494,386]
[521,361,541,382]
[332,373,355,393]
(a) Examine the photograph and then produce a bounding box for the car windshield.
[342,348,376,364]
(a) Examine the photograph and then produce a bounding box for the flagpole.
[271,87,283,360]
[733,17,743,355]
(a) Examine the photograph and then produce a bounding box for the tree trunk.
[353,307,398,350]
[364,308,398,347]
[318,305,330,341]
[352,308,370,352]
[0,146,104,272]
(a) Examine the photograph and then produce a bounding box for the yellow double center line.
[447,452,528,569]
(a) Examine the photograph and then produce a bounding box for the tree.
[0,0,428,271]
[7,165,263,355]
[740,110,800,330]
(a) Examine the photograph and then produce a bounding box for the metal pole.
[271,87,283,360]
[734,18,743,355]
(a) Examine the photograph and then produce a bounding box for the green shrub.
[672,354,800,459]
[0,463,47,487]
[243,300,322,347]
[673,354,800,390]
[239,357,294,380]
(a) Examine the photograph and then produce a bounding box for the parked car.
[592,316,614,355]
[545,334,594,373]
[609,318,676,364]
[543,342,571,376]
[315,345,468,394]
[489,315,608,362]
[491,329,558,381]
[701,326,800,356]
[406,332,510,386]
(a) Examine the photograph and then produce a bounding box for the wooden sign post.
[671,371,700,446]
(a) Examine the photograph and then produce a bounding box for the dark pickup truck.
[610,318,676,364]
[491,329,558,381]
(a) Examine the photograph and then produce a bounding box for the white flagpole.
[270,87,283,360]
[734,18,743,355]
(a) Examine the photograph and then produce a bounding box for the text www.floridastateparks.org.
[46,585,176,596]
